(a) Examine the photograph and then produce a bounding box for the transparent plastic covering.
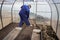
[47,0,60,39]
[4,0,15,4]
[12,0,35,23]
[13,1,23,23]
[1,0,15,27]
[47,0,58,33]
[23,0,60,39]
[0,0,60,39]
[24,1,51,25]
[36,2,51,24]
[53,0,60,39]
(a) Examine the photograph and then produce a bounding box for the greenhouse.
[0,0,60,40]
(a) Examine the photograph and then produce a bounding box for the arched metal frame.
[35,1,37,25]
[48,2,52,25]
[0,0,17,28]
[46,0,59,34]
[35,1,52,40]
[47,0,59,34]
[11,0,24,23]
[35,0,59,38]
[0,0,52,28]
[46,0,56,32]
[23,0,24,5]
[0,0,5,28]
[47,1,60,38]
[47,0,60,39]
[52,0,59,34]
[0,0,59,34]
[23,0,51,24]
[11,0,16,23]
[23,0,54,27]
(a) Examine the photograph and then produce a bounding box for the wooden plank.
[15,26,34,40]
[31,29,41,40]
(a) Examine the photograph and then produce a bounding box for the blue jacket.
[19,5,30,18]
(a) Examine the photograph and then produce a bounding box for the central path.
[15,26,34,40]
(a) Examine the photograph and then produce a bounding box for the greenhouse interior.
[0,0,60,40]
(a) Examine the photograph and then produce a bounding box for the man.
[19,4,31,27]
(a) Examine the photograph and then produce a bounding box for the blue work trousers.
[19,13,30,27]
